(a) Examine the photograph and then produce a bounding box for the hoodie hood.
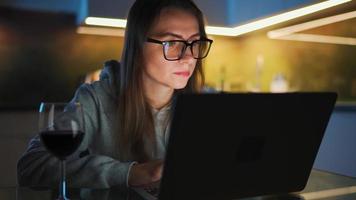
[100,60,120,84]
[98,60,121,98]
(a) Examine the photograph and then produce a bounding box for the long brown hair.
[118,0,207,162]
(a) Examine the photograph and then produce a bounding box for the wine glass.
[39,102,85,200]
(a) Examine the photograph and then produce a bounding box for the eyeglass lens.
[163,40,210,60]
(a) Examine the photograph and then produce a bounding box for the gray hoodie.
[17,60,171,189]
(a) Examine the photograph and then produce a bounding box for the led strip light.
[78,0,351,37]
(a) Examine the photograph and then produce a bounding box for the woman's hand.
[128,160,163,187]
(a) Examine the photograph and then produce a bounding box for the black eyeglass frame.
[146,37,213,61]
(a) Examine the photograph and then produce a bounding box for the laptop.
[132,92,337,200]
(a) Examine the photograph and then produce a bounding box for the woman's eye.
[166,41,179,47]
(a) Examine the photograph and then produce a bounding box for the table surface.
[1,169,356,200]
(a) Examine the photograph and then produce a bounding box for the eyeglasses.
[146,37,213,61]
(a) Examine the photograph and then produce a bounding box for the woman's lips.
[173,71,190,77]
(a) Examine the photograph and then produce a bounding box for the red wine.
[40,130,84,160]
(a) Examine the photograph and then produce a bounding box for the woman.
[17,0,213,188]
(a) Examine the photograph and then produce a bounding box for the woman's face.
[142,8,200,92]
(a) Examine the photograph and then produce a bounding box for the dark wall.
[0,7,124,109]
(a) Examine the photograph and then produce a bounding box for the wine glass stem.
[59,160,68,200]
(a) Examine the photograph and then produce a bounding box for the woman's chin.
[172,82,188,90]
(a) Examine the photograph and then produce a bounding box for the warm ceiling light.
[275,33,356,46]
[268,9,356,46]
[82,0,351,37]
[85,17,127,28]
[228,0,351,36]
[268,10,356,38]
[205,26,237,36]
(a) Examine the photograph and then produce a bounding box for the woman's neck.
[145,86,174,110]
